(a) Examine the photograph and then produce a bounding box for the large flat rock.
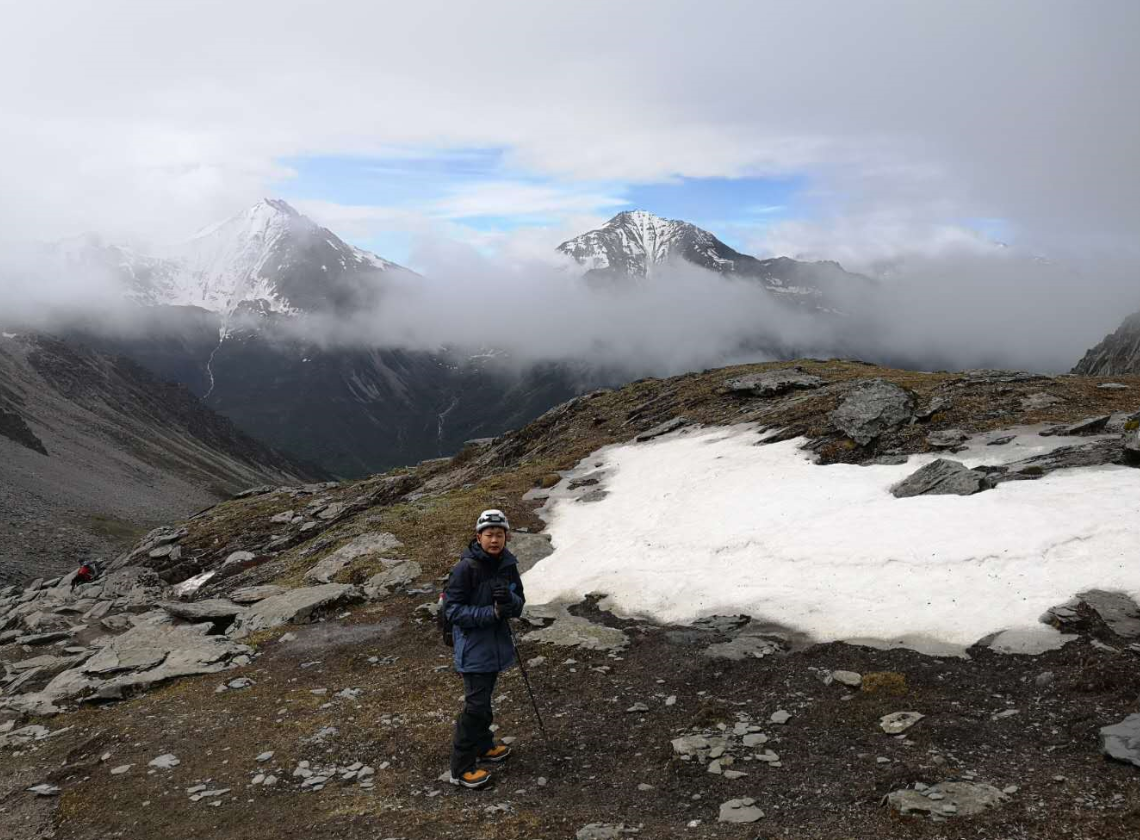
[363,560,422,599]
[888,782,1009,818]
[304,533,403,584]
[158,600,244,623]
[723,368,825,397]
[30,619,251,704]
[228,584,364,639]
[523,605,628,652]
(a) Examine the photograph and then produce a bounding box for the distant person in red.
[71,559,103,588]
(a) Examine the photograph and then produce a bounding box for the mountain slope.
[0,332,325,585]
[2,360,1139,840]
[1073,309,1140,375]
[557,209,868,305]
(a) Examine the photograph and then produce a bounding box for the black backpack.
[437,591,454,647]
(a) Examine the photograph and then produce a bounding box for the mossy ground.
[11,360,1139,840]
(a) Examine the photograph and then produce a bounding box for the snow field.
[523,425,1140,653]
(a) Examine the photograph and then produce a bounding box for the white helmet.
[475,509,510,533]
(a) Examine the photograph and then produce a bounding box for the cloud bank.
[1,1,1136,377]
[1,0,1137,258]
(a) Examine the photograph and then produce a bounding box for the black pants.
[451,671,498,776]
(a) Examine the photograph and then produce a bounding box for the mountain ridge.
[557,209,870,307]
[1073,309,1140,375]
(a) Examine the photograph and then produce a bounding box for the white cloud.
[748,212,1000,273]
[0,0,1135,260]
[432,182,627,220]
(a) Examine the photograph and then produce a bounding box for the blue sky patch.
[272,152,811,259]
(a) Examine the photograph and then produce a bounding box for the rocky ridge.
[2,358,1139,839]
[1074,309,1140,376]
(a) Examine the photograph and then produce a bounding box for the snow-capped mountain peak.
[557,209,730,278]
[171,198,315,316]
[557,210,872,310]
[56,199,407,320]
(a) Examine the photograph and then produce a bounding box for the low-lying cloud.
[2,231,1136,378]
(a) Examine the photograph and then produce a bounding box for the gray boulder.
[1125,430,1140,466]
[1100,713,1140,768]
[888,782,1008,818]
[880,711,924,734]
[636,416,690,442]
[228,584,363,639]
[575,824,636,840]
[892,459,993,498]
[159,600,244,623]
[523,606,628,652]
[304,533,403,584]
[363,560,422,599]
[509,532,554,574]
[926,429,968,450]
[829,379,915,446]
[994,437,1124,482]
[29,619,251,705]
[1021,392,1064,411]
[1043,414,1112,436]
[914,396,951,421]
[719,798,764,823]
[229,585,287,605]
[704,634,781,660]
[723,368,825,397]
[1043,590,1140,639]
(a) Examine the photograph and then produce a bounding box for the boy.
[444,509,525,789]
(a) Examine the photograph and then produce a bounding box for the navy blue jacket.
[444,541,526,673]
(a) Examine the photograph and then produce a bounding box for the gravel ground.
[6,595,1139,840]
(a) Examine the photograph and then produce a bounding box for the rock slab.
[829,379,915,446]
[304,533,404,584]
[228,584,364,639]
[888,781,1008,818]
[1100,714,1140,768]
[719,797,764,823]
[892,459,993,498]
[636,417,690,442]
[723,368,825,397]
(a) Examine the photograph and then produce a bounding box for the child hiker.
[444,509,526,789]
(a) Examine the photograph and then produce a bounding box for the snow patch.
[524,425,1140,654]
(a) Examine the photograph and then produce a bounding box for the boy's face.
[477,527,508,555]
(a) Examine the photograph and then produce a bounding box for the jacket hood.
[462,540,518,569]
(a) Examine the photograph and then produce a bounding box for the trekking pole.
[505,617,550,745]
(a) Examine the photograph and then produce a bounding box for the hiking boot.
[449,767,492,789]
[479,744,512,763]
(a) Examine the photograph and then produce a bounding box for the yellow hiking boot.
[449,767,492,789]
[479,743,512,763]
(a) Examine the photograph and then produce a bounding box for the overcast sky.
[1,0,1135,268]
